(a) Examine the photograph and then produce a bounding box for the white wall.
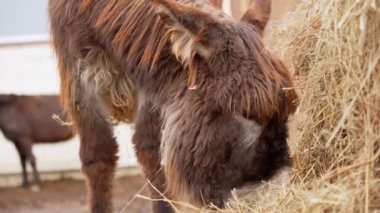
[0,43,138,175]
[0,0,48,38]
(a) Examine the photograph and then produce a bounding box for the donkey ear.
[240,0,271,33]
[151,0,217,35]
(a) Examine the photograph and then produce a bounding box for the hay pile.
[222,0,380,212]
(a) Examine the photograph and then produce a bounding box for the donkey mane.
[93,0,168,71]
[79,0,222,73]
[86,0,286,118]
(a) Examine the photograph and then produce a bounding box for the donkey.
[0,94,74,188]
[48,0,298,212]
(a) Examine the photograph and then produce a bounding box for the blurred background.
[0,0,299,212]
[0,0,138,183]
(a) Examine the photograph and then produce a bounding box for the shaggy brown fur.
[48,0,298,212]
[0,95,74,187]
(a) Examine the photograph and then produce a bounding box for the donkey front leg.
[70,82,118,213]
[133,103,173,213]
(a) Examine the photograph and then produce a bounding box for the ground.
[0,175,150,213]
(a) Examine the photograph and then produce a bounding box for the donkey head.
[152,0,297,119]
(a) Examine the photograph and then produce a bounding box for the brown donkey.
[48,0,298,212]
[0,95,74,188]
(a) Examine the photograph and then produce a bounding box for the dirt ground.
[0,175,151,213]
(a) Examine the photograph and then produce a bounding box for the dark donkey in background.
[49,0,298,212]
[0,95,74,188]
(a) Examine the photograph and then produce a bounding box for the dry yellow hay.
[222,0,380,212]
[129,0,380,212]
